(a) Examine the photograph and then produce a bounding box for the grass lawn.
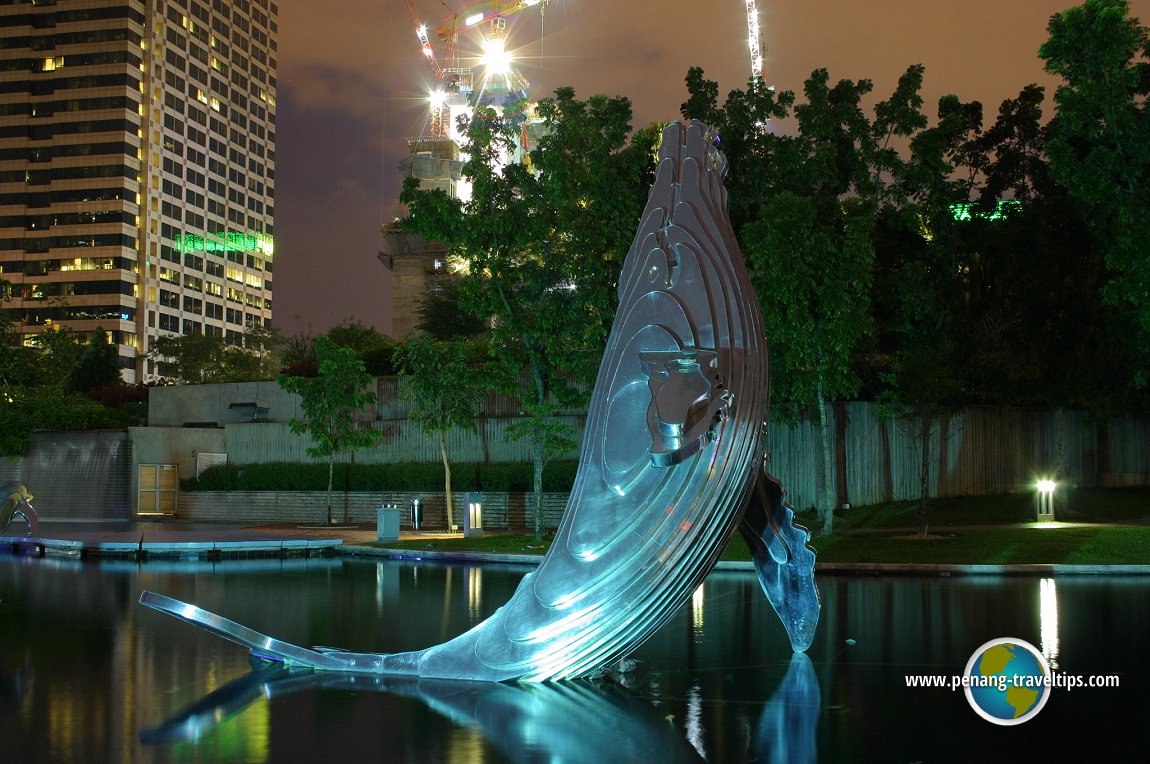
[376,488,1150,566]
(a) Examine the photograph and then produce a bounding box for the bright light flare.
[1036,479,1056,494]
[428,89,446,108]
[465,12,485,26]
[480,37,513,77]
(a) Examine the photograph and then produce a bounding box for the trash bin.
[410,498,422,530]
[377,503,401,542]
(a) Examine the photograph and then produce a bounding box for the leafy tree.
[0,385,119,457]
[152,334,229,383]
[22,327,84,387]
[69,328,122,393]
[277,336,382,525]
[152,327,284,383]
[393,334,484,529]
[402,87,656,538]
[417,281,487,340]
[691,66,885,534]
[280,333,317,377]
[1040,0,1150,381]
[746,192,874,534]
[326,319,397,375]
[236,324,287,380]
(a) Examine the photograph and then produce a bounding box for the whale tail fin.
[739,470,821,652]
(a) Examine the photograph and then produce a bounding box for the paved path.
[3,521,1148,574]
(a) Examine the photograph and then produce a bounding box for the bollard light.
[1035,479,1056,522]
[464,492,484,538]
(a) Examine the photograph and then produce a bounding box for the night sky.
[271,0,1150,338]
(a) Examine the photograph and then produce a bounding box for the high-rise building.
[0,0,277,382]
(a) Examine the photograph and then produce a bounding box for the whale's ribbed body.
[140,120,818,682]
[384,120,768,681]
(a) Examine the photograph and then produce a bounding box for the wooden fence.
[213,401,1149,511]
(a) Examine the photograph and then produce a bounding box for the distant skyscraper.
[0,0,277,382]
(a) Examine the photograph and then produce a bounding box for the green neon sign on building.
[174,231,274,257]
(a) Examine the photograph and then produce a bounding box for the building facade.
[0,0,276,382]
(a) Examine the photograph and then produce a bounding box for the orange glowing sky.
[271,0,1150,338]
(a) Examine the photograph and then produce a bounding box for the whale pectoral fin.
[738,470,820,652]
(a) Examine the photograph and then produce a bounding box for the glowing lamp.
[480,37,512,78]
[1035,479,1056,521]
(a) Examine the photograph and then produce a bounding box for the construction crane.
[435,1,550,50]
[746,0,764,82]
[404,1,549,137]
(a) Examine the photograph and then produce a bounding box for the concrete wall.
[176,490,570,530]
[0,430,132,520]
[147,380,314,426]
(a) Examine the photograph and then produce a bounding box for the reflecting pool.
[1,556,1146,762]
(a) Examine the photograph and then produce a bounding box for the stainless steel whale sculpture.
[140,120,819,681]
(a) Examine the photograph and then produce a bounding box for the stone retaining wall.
[175,490,570,530]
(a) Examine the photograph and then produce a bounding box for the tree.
[23,326,84,388]
[326,319,397,375]
[417,281,487,340]
[1040,0,1150,382]
[694,66,883,534]
[0,385,119,457]
[152,327,284,383]
[746,193,874,535]
[402,87,656,538]
[393,334,484,529]
[69,328,122,393]
[277,336,381,525]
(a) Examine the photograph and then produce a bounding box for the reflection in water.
[141,648,822,764]
[1039,577,1059,669]
[756,654,819,764]
[691,582,705,639]
[141,668,704,762]
[4,558,1149,761]
[467,566,482,621]
[685,680,705,758]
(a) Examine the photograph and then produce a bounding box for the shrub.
[182,461,580,492]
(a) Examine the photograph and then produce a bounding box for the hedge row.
[182,461,580,493]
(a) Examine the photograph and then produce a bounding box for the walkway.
[3,521,1148,574]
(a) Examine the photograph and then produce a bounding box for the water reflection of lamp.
[467,567,482,621]
[1036,479,1056,522]
[691,583,705,635]
[1039,577,1060,670]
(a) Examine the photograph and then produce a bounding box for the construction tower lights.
[746,0,764,82]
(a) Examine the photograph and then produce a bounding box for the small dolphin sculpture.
[140,120,819,681]
[1,482,38,536]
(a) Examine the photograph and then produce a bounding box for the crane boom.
[404,0,443,77]
[437,1,548,44]
[746,0,763,81]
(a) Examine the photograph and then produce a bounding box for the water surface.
[1,556,1145,762]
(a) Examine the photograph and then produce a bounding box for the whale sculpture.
[140,119,819,681]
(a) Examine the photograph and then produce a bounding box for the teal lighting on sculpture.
[173,231,275,257]
[140,120,820,681]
